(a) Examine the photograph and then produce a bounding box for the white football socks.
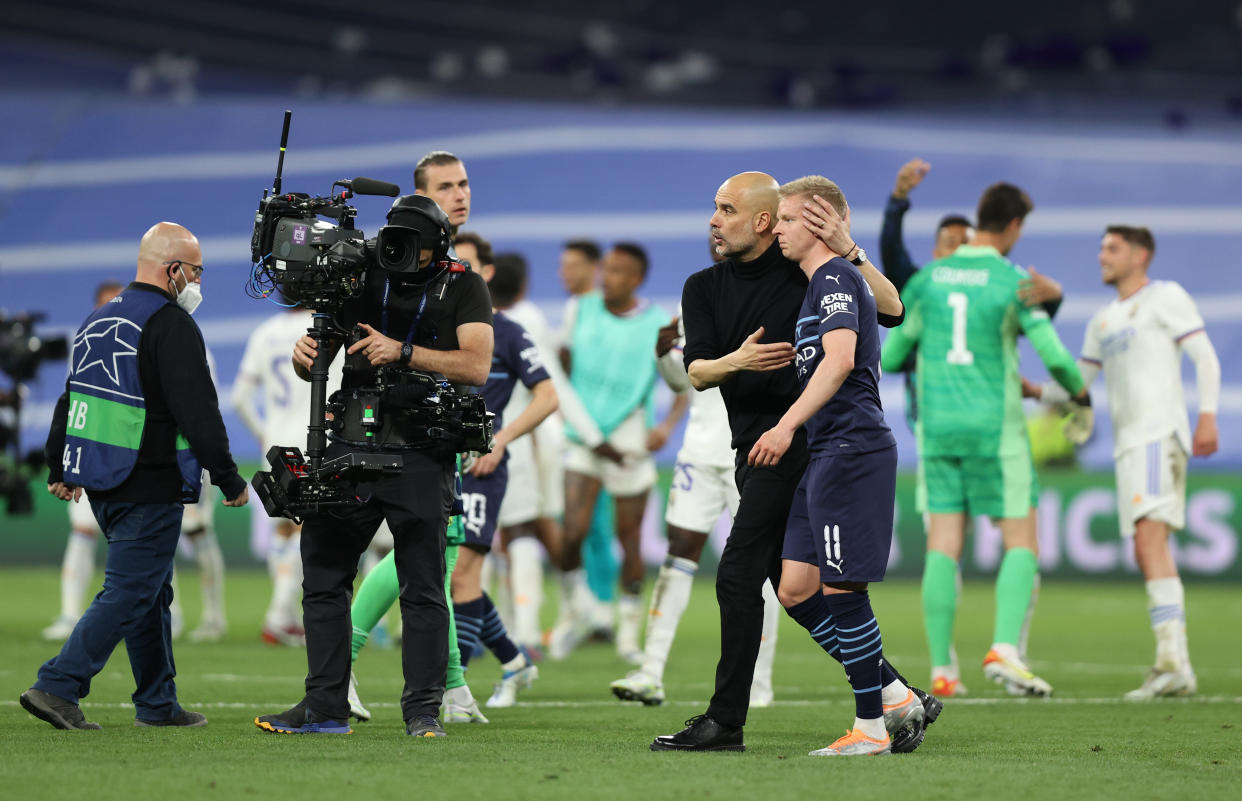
[1147,577,1190,672]
[193,529,226,629]
[639,557,696,680]
[617,592,643,658]
[508,537,544,647]
[854,716,887,741]
[266,533,303,629]
[881,679,908,706]
[753,579,779,693]
[59,531,96,620]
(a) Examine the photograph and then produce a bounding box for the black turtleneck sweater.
[680,240,809,451]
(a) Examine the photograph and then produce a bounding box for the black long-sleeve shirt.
[45,282,246,503]
[680,241,810,452]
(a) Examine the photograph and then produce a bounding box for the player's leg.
[183,496,227,643]
[454,468,537,707]
[549,462,604,660]
[441,533,488,724]
[921,455,968,696]
[44,500,100,640]
[979,452,1051,697]
[504,524,544,653]
[612,490,650,664]
[350,548,398,661]
[1123,438,1195,699]
[811,448,922,756]
[496,440,545,653]
[612,523,705,704]
[263,519,306,646]
[583,491,619,639]
[604,416,659,662]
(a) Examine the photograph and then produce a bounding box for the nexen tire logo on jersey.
[820,292,854,320]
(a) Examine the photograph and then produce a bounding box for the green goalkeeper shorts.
[916,452,1039,519]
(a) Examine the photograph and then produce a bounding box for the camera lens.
[377,227,421,272]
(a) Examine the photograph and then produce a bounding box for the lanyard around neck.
[381,277,429,344]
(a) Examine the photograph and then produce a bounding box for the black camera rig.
[247,111,492,523]
[0,311,69,515]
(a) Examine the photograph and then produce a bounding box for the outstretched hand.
[727,327,795,373]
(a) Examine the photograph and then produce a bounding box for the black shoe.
[889,716,927,754]
[406,714,447,738]
[650,714,744,752]
[20,688,101,730]
[910,685,944,727]
[136,708,208,727]
[255,702,351,734]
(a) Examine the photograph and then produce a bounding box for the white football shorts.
[1114,435,1187,537]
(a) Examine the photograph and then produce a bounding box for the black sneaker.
[406,714,447,738]
[136,708,208,727]
[20,688,101,730]
[650,714,744,752]
[255,702,351,734]
[910,685,944,727]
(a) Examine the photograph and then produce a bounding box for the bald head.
[136,222,202,289]
[721,172,779,216]
[709,172,779,262]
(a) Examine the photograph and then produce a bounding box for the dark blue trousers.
[34,499,185,721]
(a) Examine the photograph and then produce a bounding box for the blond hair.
[778,175,847,217]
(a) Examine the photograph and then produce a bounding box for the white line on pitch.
[4,696,1241,711]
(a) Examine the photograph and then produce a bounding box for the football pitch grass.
[1,568,1238,800]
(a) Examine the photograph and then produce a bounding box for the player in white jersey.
[232,305,340,646]
[610,305,781,706]
[1030,226,1219,699]
[493,254,606,652]
[44,281,226,643]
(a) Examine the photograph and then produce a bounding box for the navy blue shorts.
[781,446,897,584]
[460,461,508,551]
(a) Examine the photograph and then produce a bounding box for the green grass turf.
[1,567,1238,800]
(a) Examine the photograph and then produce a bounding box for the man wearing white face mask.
[21,222,248,731]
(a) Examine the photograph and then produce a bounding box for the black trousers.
[300,443,455,722]
[706,430,808,729]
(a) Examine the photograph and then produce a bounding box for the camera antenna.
[271,109,292,197]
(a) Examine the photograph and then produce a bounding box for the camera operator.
[256,195,494,738]
[21,222,248,731]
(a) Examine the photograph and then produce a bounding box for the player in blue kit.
[454,246,559,707]
[751,176,928,756]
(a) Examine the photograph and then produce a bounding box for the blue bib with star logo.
[61,288,203,501]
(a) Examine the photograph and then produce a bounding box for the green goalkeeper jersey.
[880,244,1083,458]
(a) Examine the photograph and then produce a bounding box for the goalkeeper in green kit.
[880,182,1090,698]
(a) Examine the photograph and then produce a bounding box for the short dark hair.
[453,230,493,268]
[975,183,1034,233]
[612,242,650,280]
[489,252,528,307]
[562,239,602,263]
[413,151,462,191]
[937,214,973,232]
[93,280,124,305]
[1105,225,1156,257]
